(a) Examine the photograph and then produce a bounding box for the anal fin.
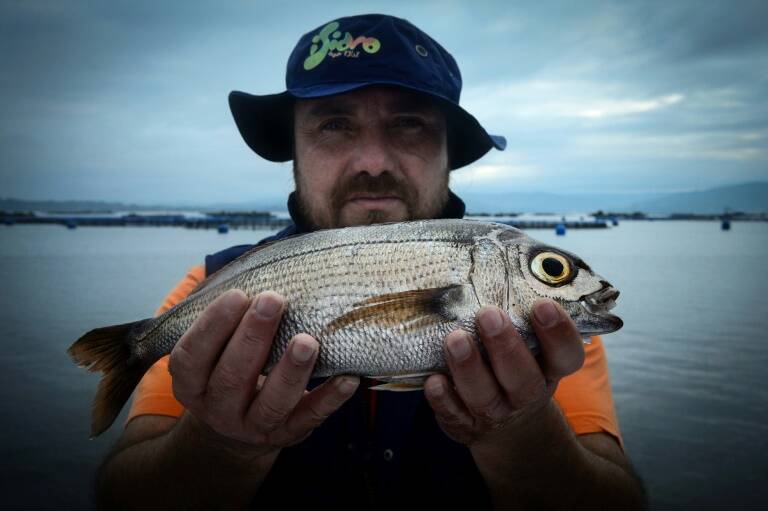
[367,372,436,392]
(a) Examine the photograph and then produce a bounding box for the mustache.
[330,172,414,210]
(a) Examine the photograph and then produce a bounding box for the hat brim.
[229,84,505,170]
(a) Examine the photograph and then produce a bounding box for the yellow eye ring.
[531,252,571,285]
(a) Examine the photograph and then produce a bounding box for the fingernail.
[479,308,504,336]
[446,334,471,362]
[223,289,246,309]
[255,293,281,319]
[427,380,444,398]
[534,300,560,328]
[292,338,316,363]
[337,377,359,394]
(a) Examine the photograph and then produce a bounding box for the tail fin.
[67,319,152,438]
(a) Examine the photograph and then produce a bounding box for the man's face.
[293,86,450,230]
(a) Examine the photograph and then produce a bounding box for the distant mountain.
[459,191,664,214]
[629,182,768,214]
[200,198,288,212]
[0,198,179,213]
[0,197,287,213]
[461,182,768,214]
[3,182,766,215]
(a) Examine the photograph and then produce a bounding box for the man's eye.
[393,117,425,130]
[319,119,350,131]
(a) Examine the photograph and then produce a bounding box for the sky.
[1,0,767,205]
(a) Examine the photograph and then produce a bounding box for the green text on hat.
[303,21,382,71]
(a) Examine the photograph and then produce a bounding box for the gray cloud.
[1,0,766,204]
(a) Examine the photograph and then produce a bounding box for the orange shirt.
[128,264,623,448]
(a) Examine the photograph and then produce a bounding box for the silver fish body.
[69,218,622,436]
[134,219,621,376]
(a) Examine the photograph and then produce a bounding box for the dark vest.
[205,192,491,509]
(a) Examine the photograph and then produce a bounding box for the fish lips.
[578,285,624,334]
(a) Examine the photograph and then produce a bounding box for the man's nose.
[349,127,397,176]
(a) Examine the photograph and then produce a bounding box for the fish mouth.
[579,282,623,332]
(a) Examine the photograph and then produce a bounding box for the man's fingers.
[284,375,360,435]
[246,334,318,433]
[531,299,585,382]
[476,307,547,408]
[206,292,284,417]
[169,290,250,405]
[424,374,474,439]
[443,328,510,424]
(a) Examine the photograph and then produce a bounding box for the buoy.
[555,223,566,236]
[217,223,229,234]
[721,219,730,231]
[611,217,619,226]
[66,219,77,229]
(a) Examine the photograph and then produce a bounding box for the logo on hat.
[303,21,382,71]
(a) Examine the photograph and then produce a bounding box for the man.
[96,14,645,510]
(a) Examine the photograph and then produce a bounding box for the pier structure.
[0,212,292,230]
[466,216,609,230]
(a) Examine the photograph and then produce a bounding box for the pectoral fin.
[325,285,462,334]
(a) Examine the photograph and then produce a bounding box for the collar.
[286,190,466,234]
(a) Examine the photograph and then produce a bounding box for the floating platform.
[0,213,292,230]
[2,213,609,231]
[489,219,608,230]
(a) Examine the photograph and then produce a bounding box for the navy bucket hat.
[229,14,506,170]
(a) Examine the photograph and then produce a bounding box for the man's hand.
[96,289,360,510]
[168,289,360,464]
[424,298,584,449]
[424,299,645,509]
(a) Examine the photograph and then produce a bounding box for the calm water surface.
[0,221,766,510]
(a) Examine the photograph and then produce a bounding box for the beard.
[293,163,449,230]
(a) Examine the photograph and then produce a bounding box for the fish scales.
[147,237,479,376]
[68,219,623,436]
[263,240,477,375]
[136,222,490,370]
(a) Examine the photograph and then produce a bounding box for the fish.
[68,219,622,437]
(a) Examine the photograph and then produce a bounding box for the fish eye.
[531,252,572,285]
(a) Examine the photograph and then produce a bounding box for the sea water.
[0,221,766,510]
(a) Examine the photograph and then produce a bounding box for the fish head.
[502,234,623,337]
